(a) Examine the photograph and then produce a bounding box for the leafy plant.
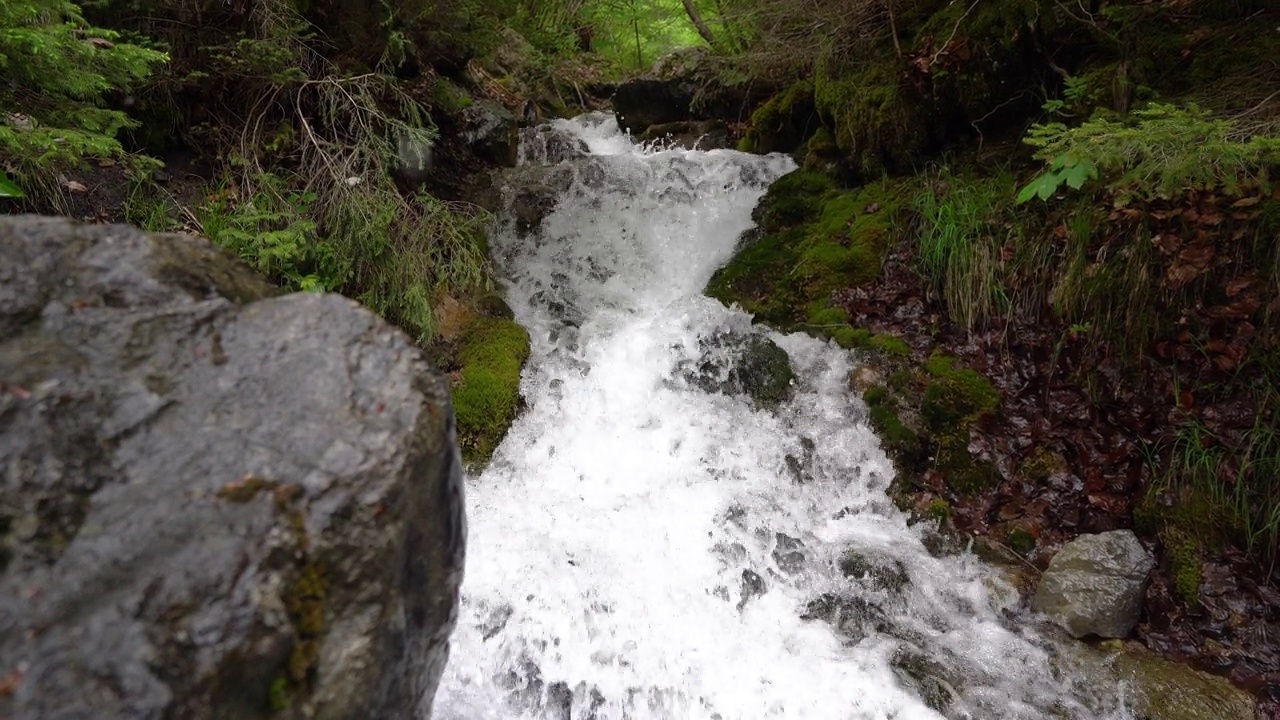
[0,171,23,198]
[1017,103,1280,205]
[0,0,166,202]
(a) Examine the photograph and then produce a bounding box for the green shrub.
[1017,103,1280,205]
[0,0,166,202]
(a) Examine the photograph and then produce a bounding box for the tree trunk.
[681,0,719,48]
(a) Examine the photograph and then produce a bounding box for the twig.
[930,0,979,68]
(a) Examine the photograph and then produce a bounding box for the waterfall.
[434,113,1129,720]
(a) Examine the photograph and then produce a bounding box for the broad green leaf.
[1016,171,1063,205]
[1062,160,1097,190]
[0,172,23,198]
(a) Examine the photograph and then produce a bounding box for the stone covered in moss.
[862,384,924,469]
[921,352,1000,433]
[452,316,531,463]
[739,79,816,155]
[814,58,934,176]
[706,171,909,327]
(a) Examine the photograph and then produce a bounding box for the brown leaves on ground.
[833,229,1279,707]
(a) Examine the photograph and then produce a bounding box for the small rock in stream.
[1033,529,1154,638]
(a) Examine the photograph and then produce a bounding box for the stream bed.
[433,113,1132,720]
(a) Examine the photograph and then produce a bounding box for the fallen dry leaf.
[65,180,88,193]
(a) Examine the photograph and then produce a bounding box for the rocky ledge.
[0,216,464,719]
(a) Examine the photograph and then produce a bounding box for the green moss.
[707,177,910,329]
[453,317,531,464]
[921,353,999,433]
[863,385,890,407]
[831,327,871,349]
[1164,527,1203,603]
[935,433,998,496]
[868,402,923,468]
[706,226,805,325]
[758,170,836,232]
[802,127,840,170]
[741,79,816,154]
[1007,526,1036,554]
[268,676,290,712]
[282,562,329,689]
[429,78,474,113]
[887,369,915,392]
[926,498,951,522]
[806,306,849,326]
[814,55,931,174]
[869,333,910,357]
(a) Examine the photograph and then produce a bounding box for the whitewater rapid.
[434,114,1129,720]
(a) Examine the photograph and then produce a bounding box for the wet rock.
[772,533,806,574]
[519,125,590,165]
[494,158,622,237]
[683,330,795,407]
[612,49,774,135]
[1101,642,1258,720]
[890,647,962,713]
[638,120,730,150]
[800,593,889,643]
[839,550,910,593]
[1033,530,1153,638]
[738,569,767,609]
[0,216,464,719]
[463,100,519,167]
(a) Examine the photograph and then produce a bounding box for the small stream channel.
[433,113,1133,720]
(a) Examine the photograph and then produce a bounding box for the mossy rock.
[864,392,924,469]
[707,174,910,328]
[921,352,999,433]
[890,648,960,714]
[684,331,796,407]
[813,56,934,175]
[755,169,836,232]
[429,78,474,114]
[934,433,999,497]
[740,79,816,155]
[801,127,841,172]
[1100,641,1258,720]
[452,316,530,464]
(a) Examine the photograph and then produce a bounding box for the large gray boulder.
[0,216,465,719]
[1033,530,1153,639]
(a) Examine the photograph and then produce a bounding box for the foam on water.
[434,113,1128,720]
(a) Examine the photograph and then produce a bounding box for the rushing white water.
[435,114,1129,720]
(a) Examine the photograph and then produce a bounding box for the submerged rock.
[1103,642,1258,720]
[1033,530,1153,639]
[0,216,464,719]
[463,100,519,167]
[518,125,590,165]
[682,330,795,407]
[638,120,731,150]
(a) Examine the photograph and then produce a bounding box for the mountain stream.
[434,113,1132,720]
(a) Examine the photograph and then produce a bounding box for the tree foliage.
[0,0,166,192]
